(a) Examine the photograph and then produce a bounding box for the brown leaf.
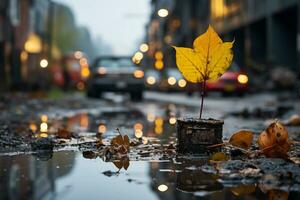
[268,189,289,200]
[123,135,130,149]
[285,114,300,126]
[113,161,123,169]
[230,185,256,196]
[82,151,97,159]
[257,121,290,158]
[229,130,253,149]
[210,152,229,162]
[123,158,130,170]
[111,135,124,146]
[57,128,72,139]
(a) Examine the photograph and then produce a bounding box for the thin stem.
[199,79,206,119]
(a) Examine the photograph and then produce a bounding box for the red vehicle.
[187,62,248,95]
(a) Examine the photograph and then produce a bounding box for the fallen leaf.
[57,128,72,139]
[113,157,130,170]
[285,114,300,126]
[123,135,130,148]
[257,121,290,158]
[111,135,124,146]
[110,132,131,155]
[113,161,123,169]
[268,189,289,200]
[229,130,253,149]
[82,151,97,159]
[230,185,256,196]
[173,25,234,83]
[210,152,229,162]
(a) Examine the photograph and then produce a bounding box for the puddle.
[1,96,300,199]
[1,151,300,200]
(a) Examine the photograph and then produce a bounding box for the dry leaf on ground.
[257,121,290,158]
[285,114,300,126]
[210,152,229,162]
[229,130,253,149]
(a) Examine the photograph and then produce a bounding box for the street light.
[40,59,48,68]
[158,9,169,17]
[140,43,149,52]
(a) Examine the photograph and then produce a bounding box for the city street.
[1,0,300,199]
[1,92,300,199]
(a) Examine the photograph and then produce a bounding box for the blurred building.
[0,0,52,91]
[145,0,300,77]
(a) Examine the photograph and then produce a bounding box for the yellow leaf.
[173,25,234,82]
[229,130,253,149]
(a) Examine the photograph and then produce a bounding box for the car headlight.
[98,67,107,75]
[237,74,248,84]
[147,76,156,85]
[134,70,144,78]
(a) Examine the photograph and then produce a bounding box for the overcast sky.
[55,0,151,55]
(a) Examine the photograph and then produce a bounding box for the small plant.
[173,25,234,118]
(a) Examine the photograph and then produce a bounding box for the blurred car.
[186,62,248,95]
[86,56,144,100]
[160,68,187,92]
[145,69,161,90]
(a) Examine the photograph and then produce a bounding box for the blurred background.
[0,0,299,96]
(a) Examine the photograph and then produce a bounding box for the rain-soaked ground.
[1,91,300,199]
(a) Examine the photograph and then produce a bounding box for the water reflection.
[0,151,75,200]
[1,151,300,199]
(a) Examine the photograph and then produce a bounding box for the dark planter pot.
[177,118,224,154]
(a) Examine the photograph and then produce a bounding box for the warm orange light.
[29,123,37,132]
[135,129,143,138]
[81,67,90,78]
[140,43,149,53]
[134,123,143,130]
[237,74,248,84]
[79,58,88,66]
[24,33,42,53]
[134,70,144,78]
[74,51,83,59]
[178,79,187,87]
[41,114,48,122]
[155,51,163,60]
[169,117,177,125]
[39,133,48,138]
[164,35,172,44]
[76,82,85,90]
[80,114,89,129]
[147,76,156,85]
[40,122,48,132]
[155,126,163,135]
[134,52,143,60]
[155,117,163,126]
[168,77,176,85]
[98,124,107,133]
[20,51,28,61]
[147,114,155,122]
[155,60,164,70]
